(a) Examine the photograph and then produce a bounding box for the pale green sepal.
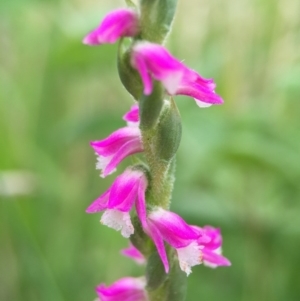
[140,0,178,43]
[139,81,165,130]
[146,250,168,290]
[118,39,143,100]
[154,97,182,162]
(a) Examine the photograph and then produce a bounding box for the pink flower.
[194,226,231,268]
[144,208,203,275]
[91,105,142,178]
[86,168,147,238]
[131,42,223,107]
[123,104,139,126]
[96,277,148,301]
[121,243,145,265]
[83,8,139,45]
[91,126,143,178]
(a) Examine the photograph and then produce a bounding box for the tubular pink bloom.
[86,168,148,238]
[121,243,146,265]
[145,208,203,275]
[96,277,148,301]
[123,104,139,126]
[176,79,224,108]
[195,226,231,268]
[91,126,143,178]
[83,9,139,45]
[131,42,223,107]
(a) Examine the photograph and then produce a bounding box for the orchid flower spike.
[86,167,147,238]
[131,42,224,108]
[194,226,231,268]
[121,243,146,265]
[144,208,203,275]
[83,8,139,45]
[96,277,148,301]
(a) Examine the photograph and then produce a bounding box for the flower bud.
[153,97,182,162]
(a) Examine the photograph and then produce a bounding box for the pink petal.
[96,277,147,301]
[83,9,139,46]
[131,54,153,95]
[146,223,169,273]
[108,169,143,211]
[103,137,143,177]
[202,249,231,268]
[148,208,201,248]
[91,127,141,157]
[123,104,140,125]
[201,226,223,250]
[86,189,110,213]
[176,81,224,105]
[131,42,185,95]
[135,174,148,229]
[121,243,146,265]
[185,69,216,90]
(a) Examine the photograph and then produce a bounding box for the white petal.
[194,99,212,108]
[126,121,140,127]
[203,261,217,268]
[101,209,134,238]
[176,242,203,276]
[96,155,116,178]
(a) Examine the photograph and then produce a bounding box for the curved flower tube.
[83,8,139,45]
[86,168,148,238]
[131,42,223,107]
[96,277,148,301]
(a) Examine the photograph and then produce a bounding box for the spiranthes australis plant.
[83,1,230,300]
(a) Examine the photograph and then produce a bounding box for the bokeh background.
[1,0,300,300]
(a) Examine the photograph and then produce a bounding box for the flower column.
[83,1,229,301]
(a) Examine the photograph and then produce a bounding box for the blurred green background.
[1,0,300,300]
